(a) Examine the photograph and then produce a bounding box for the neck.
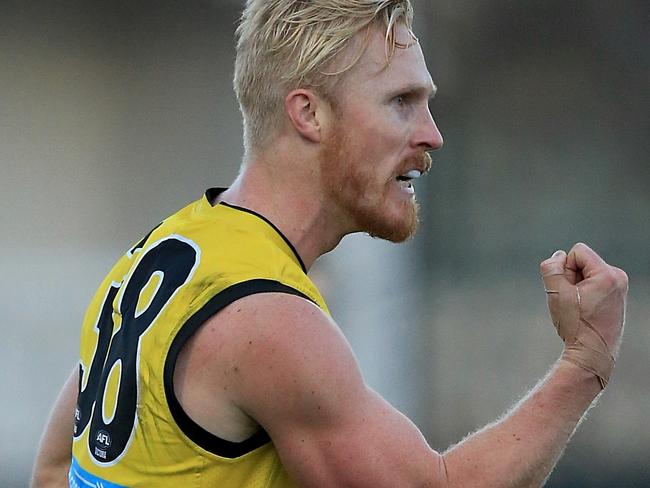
[217,140,349,270]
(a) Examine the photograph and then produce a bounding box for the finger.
[563,256,582,285]
[566,242,607,280]
[540,250,567,293]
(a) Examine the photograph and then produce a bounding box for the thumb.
[540,250,568,293]
[540,249,580,344]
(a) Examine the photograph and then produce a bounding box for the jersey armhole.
[163,279,315,458]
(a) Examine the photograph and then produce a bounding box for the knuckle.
[572,242,588,253]
[603,266,628,290]
[603,269,617,287]
[539,259,560,276]
[613,267,629,290]
[539,257,553,269]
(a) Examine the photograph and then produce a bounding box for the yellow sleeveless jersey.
[70,188,329,488]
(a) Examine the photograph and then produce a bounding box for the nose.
[413,108,443,151]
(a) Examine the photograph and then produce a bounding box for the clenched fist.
[540,243,628,389]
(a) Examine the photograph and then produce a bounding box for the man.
[32,1,628,487]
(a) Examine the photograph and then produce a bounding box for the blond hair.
[234,0,415,153]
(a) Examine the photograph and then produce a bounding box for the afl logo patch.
[96,430,112,449]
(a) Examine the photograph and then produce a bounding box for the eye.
[394,95,406,105]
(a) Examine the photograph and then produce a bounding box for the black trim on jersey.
[219,201,307,274]
[164,278,315,459]
[205,187,227,205]
[127,221,163,257]
[204,187,307,274]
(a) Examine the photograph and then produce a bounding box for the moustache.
[403,151,433,175]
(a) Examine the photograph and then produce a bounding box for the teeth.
[402,170,422,180]
[398,180,415,193]
[397,179,412,188]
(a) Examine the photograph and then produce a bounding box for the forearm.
[31,366,78,488]
[31,466,69,488]
[441,359,602,488]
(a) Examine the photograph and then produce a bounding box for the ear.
[284,89,326,143]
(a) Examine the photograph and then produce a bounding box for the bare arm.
[186,244,626,487]
[31,365,78,488]
[443,360,600,487]
[443,243,628,486]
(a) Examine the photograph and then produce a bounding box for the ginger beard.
[320,123,432,243]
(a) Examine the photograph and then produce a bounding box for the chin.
[368,219,418,243]
[363,200,420,243]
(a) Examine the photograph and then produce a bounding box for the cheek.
[372,121,411,161]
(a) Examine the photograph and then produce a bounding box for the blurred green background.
[1,0,648,486]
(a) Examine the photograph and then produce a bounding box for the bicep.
[227,294,444,488]
[271,386,443,488]
[32,365,78,487]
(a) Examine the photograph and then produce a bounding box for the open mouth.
[395,169,422,192]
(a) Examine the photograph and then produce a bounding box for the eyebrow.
[389,83,438,100]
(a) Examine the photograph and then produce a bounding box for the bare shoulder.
[194,291,364,413]
[173,292,360,441]
[177,292,442,487]
[225,292,365,414]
